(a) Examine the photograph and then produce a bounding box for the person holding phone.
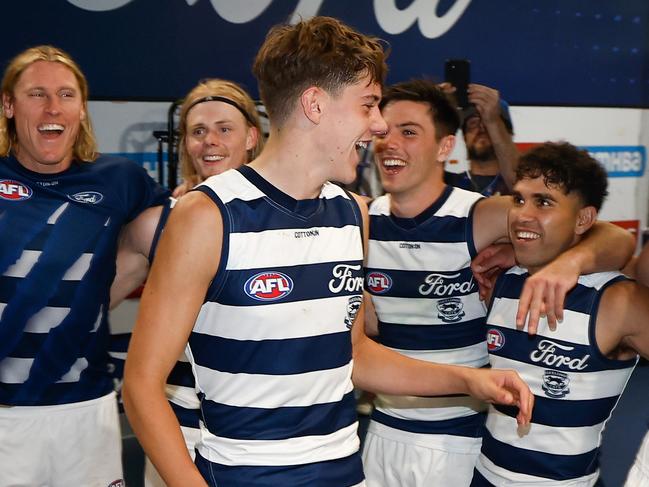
[444,71,519,197]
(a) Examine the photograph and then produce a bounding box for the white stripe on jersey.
[193,296,357,340]
[367,240,473,272]
[490,355,636,400]
[191,361,354,409]
[22,306,69,333]
[3,250,93,281]
[227,225,362,269]
[369,189,482,219]
[489,296,590,345]
[0,357,88,383]
[486,405,603,456]
[476,452,600,486]
[46,202,69,224]
[372,293,487,325]
[197,421,359,467]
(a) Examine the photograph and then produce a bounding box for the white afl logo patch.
[0,179,32,201]
[68,191,104,204]
[244,271,293,301]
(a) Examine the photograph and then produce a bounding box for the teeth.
[517,231,540,240]
[203,155,225,162]
[38,124,64,132]
[383,159,406,167]
[356,141,369,150]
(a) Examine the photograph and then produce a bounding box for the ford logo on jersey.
[366,271,392,294]
[68,191,104,204]
[0,179,32,201]
[244,271,293,301]
[487,328,505,352]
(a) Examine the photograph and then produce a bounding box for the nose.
[45,95,62,115]
[203,129,222,146]
[513,201,535,223]
[369,106,388,137]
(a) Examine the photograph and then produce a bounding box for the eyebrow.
[362,94,380,103]
[395,121,424,130]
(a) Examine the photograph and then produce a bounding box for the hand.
[466,368,534,426]
[468,84,502,126]
[437,81,456,96]
[516,258,579,333]
[472,244,515,300]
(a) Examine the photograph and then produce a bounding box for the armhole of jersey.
[148,198,175,263]
[466,195,485,259]
[344,189,365,247]
[487,269,512,312]
[589,274,639,367]
[192,185,231,303]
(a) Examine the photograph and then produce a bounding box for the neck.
[247,129,329,200]
[389,177,446,218]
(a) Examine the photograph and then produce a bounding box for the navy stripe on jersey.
[170,401,200,429]
[494,272,626,315]
[470,469,493,486]
[0,372,112,405]
[365,267,475,299]
[194,189,357,234]
[370,213,471,244]
[196,449,364,487]
[0,278,85,309]
[216,261,363,307]
[481,429,598,481]
[487,324,634,372]
[493,393,621,427]
[378,319,486,350]
[189,331,351,375]
[202,390,357,441]
[167,361,196,388]
[372,409,486,437]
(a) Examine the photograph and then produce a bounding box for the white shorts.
[0,391,123,487]
[144,425,201,487]
[626,430,649,487]
[361,420,481,487]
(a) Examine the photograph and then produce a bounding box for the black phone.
[444,59,470,109]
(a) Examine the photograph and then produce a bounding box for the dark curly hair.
[516,142,608,210]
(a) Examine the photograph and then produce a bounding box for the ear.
[80,106,86,121]
[245,126,259,152]
[575,206,597,235]
[436,134,456,163]
[299,86,326,125]
[2,93,14,119]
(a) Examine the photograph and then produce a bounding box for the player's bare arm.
[123,192,221,487]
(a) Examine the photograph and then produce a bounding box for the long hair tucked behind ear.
[0,45,97,162]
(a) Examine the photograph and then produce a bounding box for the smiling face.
[509,176,594,274]
[185,100,258,180]
[320,76,386,184]
[2,61,85,173]
[374,99,453,198]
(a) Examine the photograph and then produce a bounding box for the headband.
[186,95,256,127]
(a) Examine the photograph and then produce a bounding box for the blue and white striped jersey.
[0,155,167,406]
[474,267,638,486]
[366,187,488,437]
[189,166,365,485]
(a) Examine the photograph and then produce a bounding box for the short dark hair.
[252,16,387,127]
[516,141,608,210]
[379,79,460,140]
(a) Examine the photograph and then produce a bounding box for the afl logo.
[244,271,293,301]
[69,191,103,204]
[487,328,505,352]
[366,271,392,294]
[0,179,32,201]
